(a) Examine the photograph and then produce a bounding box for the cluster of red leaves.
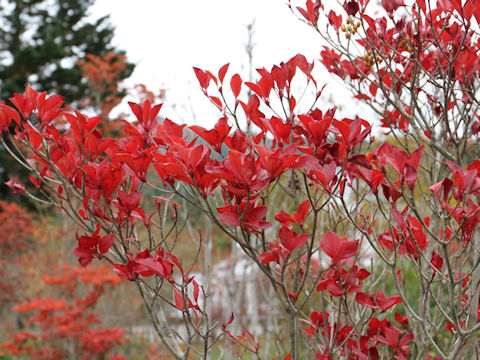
[0,264,126,360]
[301,310,412,360]
[0,57,434,358]
[288,0,480,271]
[313,0,480,125]
[290,0,480,356]
[302,231,408,359]
[429,160,480,242]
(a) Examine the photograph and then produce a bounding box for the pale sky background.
[90,0,357,127]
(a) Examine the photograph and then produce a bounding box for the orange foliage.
[0,200,33,254]
[0,201,34,305]
[43,263,121,290]
[77,51,128,117]
[0,264,127,360]
[133,83,165,104]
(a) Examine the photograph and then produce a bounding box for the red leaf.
[391,208,405,230]
[25,123,42,150]
[5,178,25,195]
[342,240,359,259]
[218,63,229,84]
[190,117,231,153]
[326,282,344,296]
[231,74,242,98]
[192,279,200,303]
[327,10,342,32]
[218,209,240,226]
[28,175,41,189]
[116,190,142,214]
[0,104,20,130]
[279,226,308,252]
[395,312,408,326]
[354,93,371,100]
[275,210,295,226]
[99,234,115,254]
[382,0,405,13]
[356,292,375,308]
[258,252,277,265]
[136,257,172,279]
[431,252,443,272]
[165,251,184,276]
[78,256,94,267]
[209,96,223,109]
[296,6,310,22]
[173,287,185,310]
[73,247,95,267]
[417,0,426,13]
[293,200,310,226]
[376,290,402,311]
[320,232,359,262]
[193,67,210,90]
[320,231,342,259]
[245,82,264,98]
[357,290,401,311]
[306,0,316,23]
[429,178,454,205]
[343,1,359,16]
[361,14,376,29]
[404,163,417,189]
[226,312,234,326]
[229,130,248,152]
[464,2,473,22]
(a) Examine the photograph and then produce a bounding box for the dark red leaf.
[356,292,375,308]
[343,1,359,16]
[431,252,443,272]
[279,226,308,252]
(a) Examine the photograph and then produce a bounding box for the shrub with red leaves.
[2,1,480,358]
[0,265,127,360]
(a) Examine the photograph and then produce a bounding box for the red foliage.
[0,264,126,360]
[0,201,34,305]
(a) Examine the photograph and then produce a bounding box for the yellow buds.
[342,17,359,39]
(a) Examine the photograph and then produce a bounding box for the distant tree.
[0,264,128,360]
[77,51,130,118]
[0,200,33,311]
[0,0,133,103]
[0,0,134,204]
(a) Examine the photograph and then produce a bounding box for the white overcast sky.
[90,0,356,127]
